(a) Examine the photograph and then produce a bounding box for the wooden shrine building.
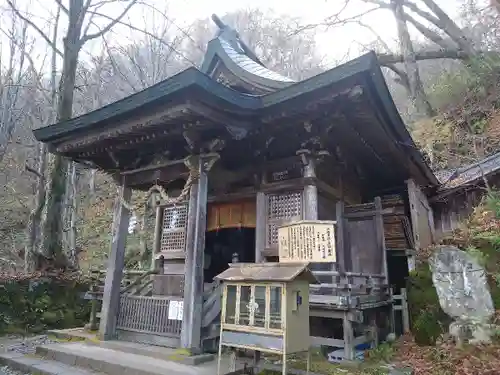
[33,16,439,356]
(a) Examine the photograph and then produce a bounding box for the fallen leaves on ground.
[393,334,500,375]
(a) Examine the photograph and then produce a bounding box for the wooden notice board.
[278,220,336,263]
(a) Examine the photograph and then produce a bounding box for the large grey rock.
[429,245,495,344]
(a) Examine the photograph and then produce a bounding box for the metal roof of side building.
[435,150,500,194]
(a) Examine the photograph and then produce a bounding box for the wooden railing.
[85,268,159,331]
[116,295,183,337]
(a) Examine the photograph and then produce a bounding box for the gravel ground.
[0,335,57,355]
[0,334,59,375]
[0,365,30,375]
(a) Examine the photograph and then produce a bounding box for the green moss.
[406,265,450,345]
[256,350,391,375]
[0,277,90,334]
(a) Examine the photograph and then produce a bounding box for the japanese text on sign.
[278,221,336,263]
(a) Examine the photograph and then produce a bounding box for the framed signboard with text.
[278,220,336,263]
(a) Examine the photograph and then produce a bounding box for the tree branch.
[292,6,380,35]
[402,0,474,54]
[53,0,69,14]
[81,0,138,43]
[84,10,198,66]
[384,63,410,89]
[399,0,441,25]
[377,48,473,64]
[403,12,450,48]
[6,0,63,57]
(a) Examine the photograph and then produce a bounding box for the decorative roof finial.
[211,14,226,30]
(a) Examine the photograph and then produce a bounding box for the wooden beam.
[124,155,302,189]
[56,104,192,153]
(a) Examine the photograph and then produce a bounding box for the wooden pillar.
[255,173,267,263]
[335,201,347,272]
[301,151,318,220]
[374,197,388,284]
[343,312,354,361]
[99,178,131,340]
[181,156,209,353]
[151,205,163,270]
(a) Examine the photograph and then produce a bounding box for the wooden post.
[302,153,318,220]
[406,179,424,272]
[87,284,98,331]
[255,191,266,263]
[99,178,131,340]
[343,312,354,361]
[151,205,163,270]
[401,288,410,333]
[335,201,346,272]
[369,312,379,348]
[389,288,396,336]
[374,197,388,284]
[181,156,210,353]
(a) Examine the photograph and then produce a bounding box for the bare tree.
[0,2,29,162]
[390,0,435,118]
[7,0,141,270]
[296,0,499,120]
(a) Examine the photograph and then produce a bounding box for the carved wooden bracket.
[296,149,330,167]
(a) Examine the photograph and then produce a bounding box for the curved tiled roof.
[200,14,294,93]
[217,36,294,84]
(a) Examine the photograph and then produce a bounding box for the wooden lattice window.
[265,191,303,248]
[160,204,188,253]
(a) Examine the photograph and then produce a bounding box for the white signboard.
[278,220,336,263]
[168,300,184,321]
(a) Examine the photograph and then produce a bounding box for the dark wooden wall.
[433,174,500,239]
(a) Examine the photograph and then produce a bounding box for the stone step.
[35,342,221,375]
[0,351,98,375]
[88,340,214,365]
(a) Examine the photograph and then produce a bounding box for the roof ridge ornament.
[212,14,230,34]
[211,13,262,64]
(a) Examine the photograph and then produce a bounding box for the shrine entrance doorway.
[204,199,256,283]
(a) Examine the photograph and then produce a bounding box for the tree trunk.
[0,17,27,163]
[24,143,48,272]
[67,162,78,268]
[0,85,16,162]
[418,0,475,55]
[42,0,84,269]
[391,0,435,120]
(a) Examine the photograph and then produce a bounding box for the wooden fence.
[392,288,410,334]
[116,295,183,337]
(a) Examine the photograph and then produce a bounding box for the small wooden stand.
[215,262,318,375]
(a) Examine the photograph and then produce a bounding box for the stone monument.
[429,245,495,345]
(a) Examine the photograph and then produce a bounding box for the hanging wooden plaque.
[278,220,336,263]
